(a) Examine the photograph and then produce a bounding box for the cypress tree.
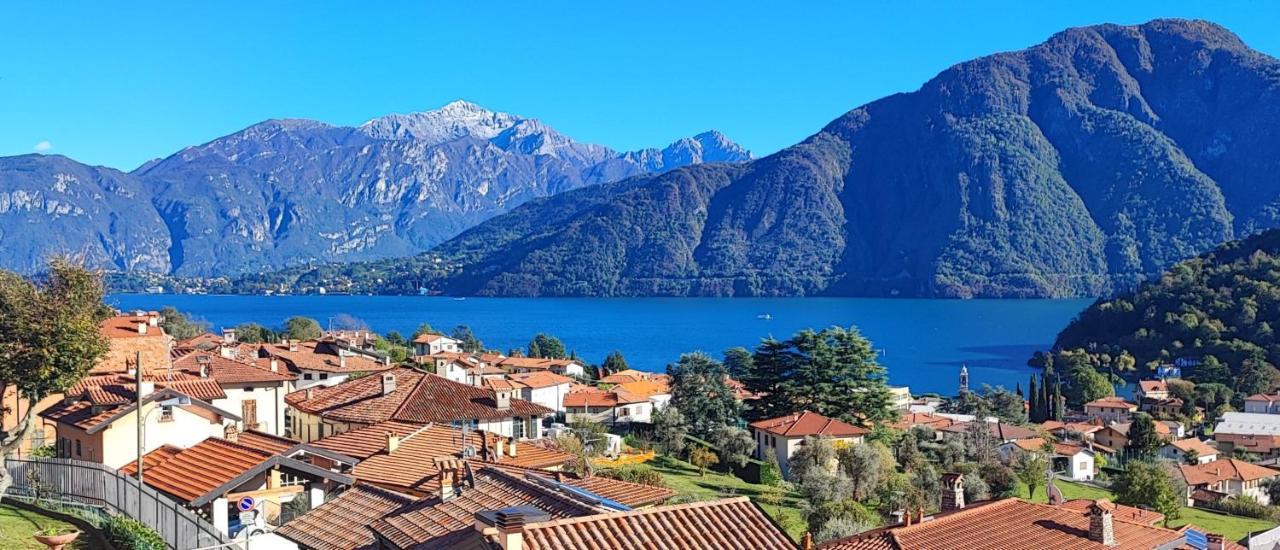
[1028,375,1041,423]
[1053,376,1065,421]
[1016,382,1023,398]
[1040,373,1052,422]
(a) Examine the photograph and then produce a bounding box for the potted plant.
[33,525,80,550]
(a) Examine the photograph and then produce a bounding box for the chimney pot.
[496,438,505,459]
[508,438,517,457]
[941,472,965,511]
[387,432,400,453]
[137,322,148,335]
[382,373,397,395]
[304,388,314,400]
[270,358,279,372]
[288,340,299,352]
[138,381,155,398]
[224,424,239,443]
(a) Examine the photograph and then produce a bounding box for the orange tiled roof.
[258,340,392,374]
[599,369,652,384]
[119,445,182,477]
[497,356,580,372]
[92,314,172,374]
[274,484,416,550]
[351,425,572,495]
[1058,499,1164,526]
[132,437,273,503]
[1180,458,1280,486]
[819,498,1186,550]
[307,420,425,460]
[1168,438,1218,457]
[286,368,552,425]
[171,350,295,384]
[614,379,670,398]
[412,333,452,344]
[1085,396,1138,410]
[370,467,605,549]
[236,430,299,454]
[749,411,869,438]
[483,462,676,508]
[177,333,225,349]
[506,371,574,389]
[889,412,956,431]
[562,388,649,408]
[1138,380,1169,393]
[514,496,794,550]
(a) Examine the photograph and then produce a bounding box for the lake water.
[107,295,1091,395]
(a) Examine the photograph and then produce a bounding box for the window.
[159,405,174,422]
[303,373,313,380]
[242,400,258,429]
[75,439,82,457]
[244,387,255,392]
[319,373,329,380]
[280,472,306,487]
[513,417,525,439]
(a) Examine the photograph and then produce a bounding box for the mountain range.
[269,19,1280,298]
[0,101,750,276]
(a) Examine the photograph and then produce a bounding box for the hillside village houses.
[1212,411,1280,457]
[1083,396,1138,422]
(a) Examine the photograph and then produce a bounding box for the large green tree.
[158,306,209,340]
[1124,413,1164,459]
[450,325,484,353]
[745,326,894,424]
[667,352,741,438]
[601,350,629,376]
[528,333,567,359]
[1112,461,1183,526]
[0,262,111,498]
[283,316,323,341]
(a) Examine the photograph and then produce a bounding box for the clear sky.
[3,1,1279,170]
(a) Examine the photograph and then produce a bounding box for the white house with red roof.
[411,333,461,356]
[748,411,868,478]
[1245,392,1280,414]
[169,349,297,436]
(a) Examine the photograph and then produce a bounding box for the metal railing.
[5,457,235,550]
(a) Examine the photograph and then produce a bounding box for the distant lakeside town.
[3,261,1280,550]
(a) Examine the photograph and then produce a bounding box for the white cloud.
[33,140,52,152]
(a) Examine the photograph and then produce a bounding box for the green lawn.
[0,504,92,550]
[647,455,808,541]
[1018,480,1276,542]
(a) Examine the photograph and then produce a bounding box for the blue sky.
[3,1,1279,170]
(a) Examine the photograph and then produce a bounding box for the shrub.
[598,465,667,487]
[102,515,166,550]
[1205,495,1280,521]
[759,454,783,486]
[29,445,57,458]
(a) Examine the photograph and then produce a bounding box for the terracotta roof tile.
[515,496,794,550]
[482,462,676,508]
[505,371,574,390]
[1180,458,1280,486]
[119,445,183,477]
[820,498,1185,550]
[1168,438,1218,457]
[1138,380,1168,393]
[889,412,956,431]
[259,340,392,374]
[370,467,604,549]
[136,437,273,503]
[749,411,869,438]
[92,314,172,375]
[236,430,299,454]
[1085,396,1138,410]
[171,350,295,384]
[351,425,572,495]
[275,484,416,550]
[308,421,426,460]
[286,368,552,425]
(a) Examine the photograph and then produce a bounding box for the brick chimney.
[940,472,965,511]
[387,432,400,453]
[224,424,239,443]
[474,507,552,550]
[1088,500,1117,546]
[494,388,511,411]
[382,373,397,395]
[304,388,314,401]
[288,340,299,352]
[222,328,237,344]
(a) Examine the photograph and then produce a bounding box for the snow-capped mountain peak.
[359,100,524,144]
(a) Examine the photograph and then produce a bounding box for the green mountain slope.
[252,19,1280,298]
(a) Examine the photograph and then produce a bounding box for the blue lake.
[107,295,1091,395]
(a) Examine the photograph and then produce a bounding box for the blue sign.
[1184,528,1207,550]
[237,496,256,512]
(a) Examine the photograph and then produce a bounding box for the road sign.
[238,511,256,525]
[237,496,256,512]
